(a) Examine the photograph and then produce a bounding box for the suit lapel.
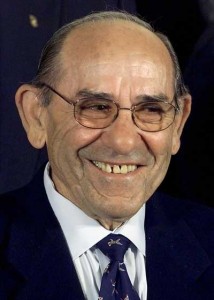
[6,168,85,299]
[145,193,211,300]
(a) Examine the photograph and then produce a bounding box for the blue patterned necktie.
[96,234,140,300]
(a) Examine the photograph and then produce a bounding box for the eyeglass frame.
[36,81,180,132]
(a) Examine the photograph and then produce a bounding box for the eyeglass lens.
[74,98,176,132]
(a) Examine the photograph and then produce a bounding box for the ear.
[171,94,192,154]
[15,84,46,149]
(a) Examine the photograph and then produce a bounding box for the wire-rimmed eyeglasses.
[37,82,179,132]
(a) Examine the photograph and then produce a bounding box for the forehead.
[59,20,174,93]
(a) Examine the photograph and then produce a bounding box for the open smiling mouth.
[92,160,138,174]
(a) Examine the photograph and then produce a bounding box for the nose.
[101,110,142,155]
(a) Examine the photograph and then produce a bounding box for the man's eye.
[138,103,164,113]
[79,99,113,112]
[145,105,164,113]
[77,99,115,119]
[83,104,111,111]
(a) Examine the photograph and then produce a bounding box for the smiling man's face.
[24,20,191,229]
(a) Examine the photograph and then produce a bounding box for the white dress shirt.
[44,163,147,300]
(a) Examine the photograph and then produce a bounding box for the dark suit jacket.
[0,167,213,299]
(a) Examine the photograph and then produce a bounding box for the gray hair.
[32,11,188,106]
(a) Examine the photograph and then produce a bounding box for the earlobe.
[15,84,46,149]
[171,94,192,154]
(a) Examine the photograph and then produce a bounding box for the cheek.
[143,131,173,189]
[45,116,73,164]
[143,130,173,157]
[45,113,101,176]
[141,130,174,184]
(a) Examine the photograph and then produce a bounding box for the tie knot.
[96,234,131,262]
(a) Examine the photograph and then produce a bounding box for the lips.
[92,160,138,174]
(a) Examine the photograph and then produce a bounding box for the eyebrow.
[136,93,171,103]
[75,89,171,103]
[75,89,114,100]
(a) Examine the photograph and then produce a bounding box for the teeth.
[92,161,137,174]
[121,165,128,174]
[105,164,112,173]
[113,165,120,174]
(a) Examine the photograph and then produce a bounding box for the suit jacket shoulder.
[0,168,85,299]
[145,192,214,300]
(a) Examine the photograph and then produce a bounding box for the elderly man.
[0,11,213,300]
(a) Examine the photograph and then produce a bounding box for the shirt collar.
[44,163,146,260]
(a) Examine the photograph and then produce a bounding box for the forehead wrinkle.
[76,60,168,79]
